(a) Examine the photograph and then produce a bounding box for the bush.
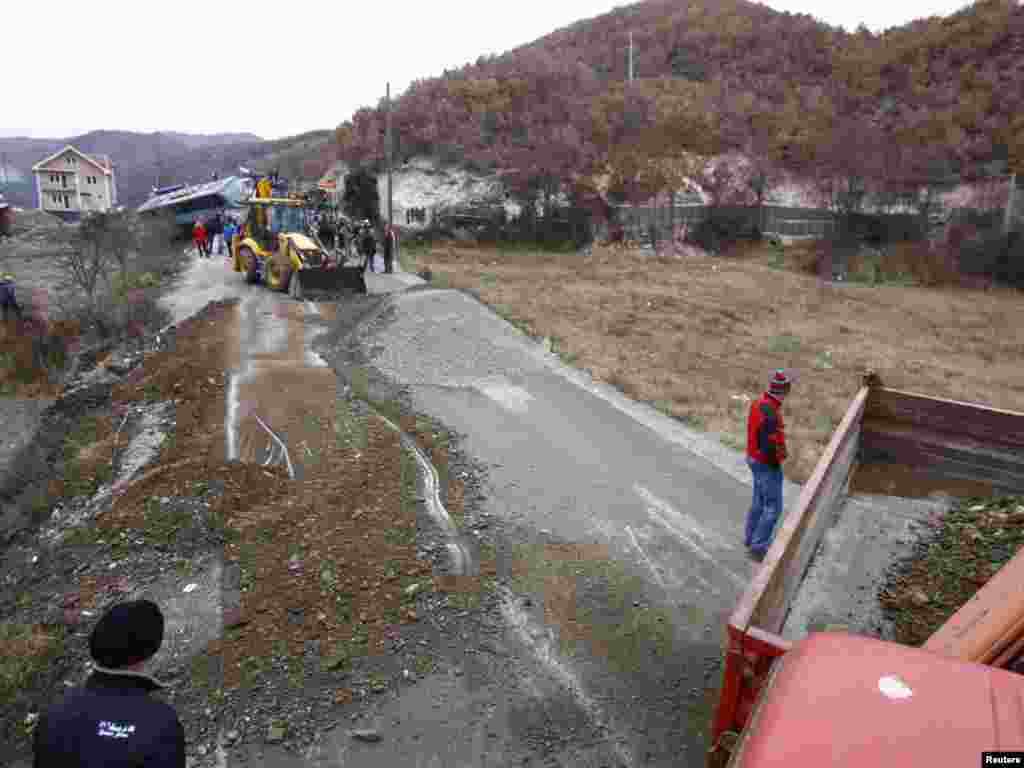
[958,230,1024,289]
[74,286,171,346]
[883,242,961,287]
[686,208,761,254]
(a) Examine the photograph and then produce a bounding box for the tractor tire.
[289,272,303,300]
[267,261,291,293]
[241,247,259,284]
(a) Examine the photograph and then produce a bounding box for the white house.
[32,145,118,221]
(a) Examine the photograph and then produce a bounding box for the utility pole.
[1005,172,1018,236]
[154,133,163,190]
[386,82,393,238]
[628,31,634,82]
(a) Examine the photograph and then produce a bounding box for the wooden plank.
[925,546,1024,663]
[730,387,869,635]
[864,388,1024,449]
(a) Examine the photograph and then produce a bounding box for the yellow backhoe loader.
[231,195,367,299]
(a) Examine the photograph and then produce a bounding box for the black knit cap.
[89,600,164,669]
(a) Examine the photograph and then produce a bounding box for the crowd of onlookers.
[191,212,237,259]
[189,209,398,273]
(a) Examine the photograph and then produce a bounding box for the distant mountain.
[332,0,1023,200]
[0,129,294,209]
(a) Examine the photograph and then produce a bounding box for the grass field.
[407,239,1024,485]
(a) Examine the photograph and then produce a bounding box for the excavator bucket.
[288,265,367,300]
[284,232,368,299]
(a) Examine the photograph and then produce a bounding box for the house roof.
[32,145,112,175]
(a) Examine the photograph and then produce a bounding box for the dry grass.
[414,242,1024,484]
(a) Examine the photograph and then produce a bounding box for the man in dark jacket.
[0,273,23,323]
[208,212,225,256]
[382,225,396,274]
[744,369,793,562]
[33,600,185,768]
[360,224,377,273]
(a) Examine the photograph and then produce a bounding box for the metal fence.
[613,203,838,244]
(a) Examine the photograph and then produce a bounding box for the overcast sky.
[2,0,978,142]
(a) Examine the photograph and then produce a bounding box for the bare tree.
[56,219,113,314]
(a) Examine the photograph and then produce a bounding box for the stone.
[909,588,931,607]
[351,729,381,743]
[266,723,286,743]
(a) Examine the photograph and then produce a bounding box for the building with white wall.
[32,145,117,221]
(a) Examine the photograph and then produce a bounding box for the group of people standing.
[191,212,237,259]
[328,218,397,274]
[358,222,397,274]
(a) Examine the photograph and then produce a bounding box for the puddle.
[850,462,997,499]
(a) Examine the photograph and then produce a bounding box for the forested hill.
[335,0,1024,202]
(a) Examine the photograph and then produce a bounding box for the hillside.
[333,0,1023,204]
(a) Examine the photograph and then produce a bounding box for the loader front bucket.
[289,266,367,300]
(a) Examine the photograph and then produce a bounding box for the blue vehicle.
[137,176,255,234]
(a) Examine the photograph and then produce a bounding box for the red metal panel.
[733,632,1024,767]
[708,626,791,767]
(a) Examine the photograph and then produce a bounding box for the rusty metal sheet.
[864,388,1024,450]
[861,418,1024,493]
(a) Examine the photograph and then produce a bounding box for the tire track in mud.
[367,405,473,576]
[224,291,474,577]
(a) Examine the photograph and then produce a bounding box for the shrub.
[958,230,1024,289]
[686,209,761,254]
[884,241,961,288]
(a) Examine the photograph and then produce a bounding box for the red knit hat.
[768,369,792,397]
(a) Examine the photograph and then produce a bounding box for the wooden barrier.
[734,387,868,636]
[708,386,869,765]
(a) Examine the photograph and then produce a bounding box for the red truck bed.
[730,632,1024,767]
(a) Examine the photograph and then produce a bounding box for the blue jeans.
[745,457,783,555]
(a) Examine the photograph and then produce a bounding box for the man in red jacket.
[192,219,208,258]
[745,369,793,561]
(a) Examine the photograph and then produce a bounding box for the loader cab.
[246,201,303,253]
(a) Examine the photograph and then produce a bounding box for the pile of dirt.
[879,495,1024,646]
[0,292,505,765]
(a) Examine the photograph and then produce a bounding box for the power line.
[629,31,634,82]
